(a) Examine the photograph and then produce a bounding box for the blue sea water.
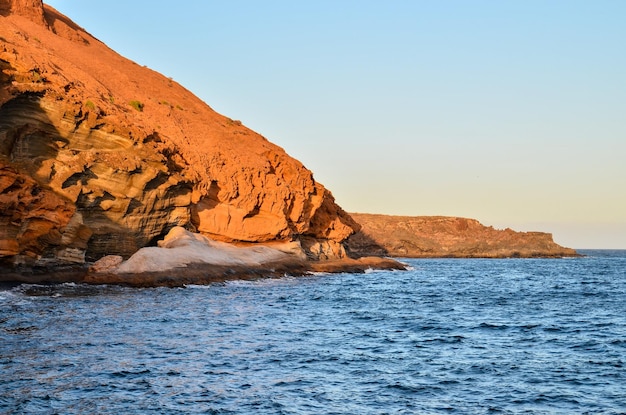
[1,250,625,414]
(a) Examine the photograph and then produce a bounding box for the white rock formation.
[114,227,306,274]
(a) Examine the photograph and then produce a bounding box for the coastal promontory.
[346,213,578,258]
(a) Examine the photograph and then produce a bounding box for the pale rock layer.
[111,226,306,274]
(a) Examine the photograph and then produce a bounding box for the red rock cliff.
[0,2,358,265]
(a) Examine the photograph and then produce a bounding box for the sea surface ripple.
[1,250,625,414]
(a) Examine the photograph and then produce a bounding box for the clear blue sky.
[46,1,626,249]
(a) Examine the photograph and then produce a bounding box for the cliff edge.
[0,0,360,271]
[347,213,579,258]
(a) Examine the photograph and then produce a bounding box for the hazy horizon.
[45,0,626,249]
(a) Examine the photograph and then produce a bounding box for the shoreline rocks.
[0,224,405,287]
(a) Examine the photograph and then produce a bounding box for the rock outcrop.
[0,0,46,25]
[0,1,359,269]
[347,213,578,258]
[112,226,307,275]
[0,161,91,263]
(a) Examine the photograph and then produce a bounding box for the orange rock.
[0,160,87,263]
[0,0,46,26]
[0,2,359,266]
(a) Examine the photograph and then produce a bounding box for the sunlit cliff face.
[0,1,358,265]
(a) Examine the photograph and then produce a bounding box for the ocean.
[1,250,625,414]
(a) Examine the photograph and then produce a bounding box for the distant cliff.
[0,0,359,268]
[347,213,578,258]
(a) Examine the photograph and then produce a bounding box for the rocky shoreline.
[0,257,407,288]
[0,225,406,287]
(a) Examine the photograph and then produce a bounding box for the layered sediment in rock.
[347,213,578,258]
[0,0,358,270]
[0,161,91,263]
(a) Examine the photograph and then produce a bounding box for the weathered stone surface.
[0,0,46,25]
[347,213,579,258]
[89,255,123,273]
[0,2,359,268]
[113,226,306,274]
[0,159,90,263]
[81,256,406,288]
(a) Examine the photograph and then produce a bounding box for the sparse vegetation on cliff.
[129,100,144,112]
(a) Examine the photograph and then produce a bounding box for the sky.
[45,1,626,249]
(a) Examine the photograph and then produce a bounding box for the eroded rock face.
[347,213,579,258]
[0,3,358,266]
[0,92,193,260]
[0,160,91,264]
[0,0,46,25]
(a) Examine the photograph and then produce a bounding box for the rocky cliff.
[346,213,578,258]
[0,0,359,268]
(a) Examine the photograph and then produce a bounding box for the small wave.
[586,358,624,368]
[476,322,509,330]
[307,271,332,277]
[273,379,313,388]
[419,335,465,345]
[0,286,34,305]
[183,284,219,289]
[543,326,563,333]
[438,379,461,385]
[110,369,152,378]
[221,275,311,288]
[3,325,38,334]
[386,382,443,395]
[0,289,19,301]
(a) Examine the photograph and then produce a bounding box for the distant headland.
[346,213,578,259]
